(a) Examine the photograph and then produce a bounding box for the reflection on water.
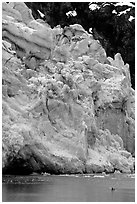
[2,174,135,202]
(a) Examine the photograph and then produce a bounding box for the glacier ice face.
[2,2,135,175]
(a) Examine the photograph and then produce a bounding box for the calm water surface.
[2,173,135,202]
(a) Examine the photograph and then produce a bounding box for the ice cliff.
[2,2,135,175]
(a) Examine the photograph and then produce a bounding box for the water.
[2,173,135,202]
